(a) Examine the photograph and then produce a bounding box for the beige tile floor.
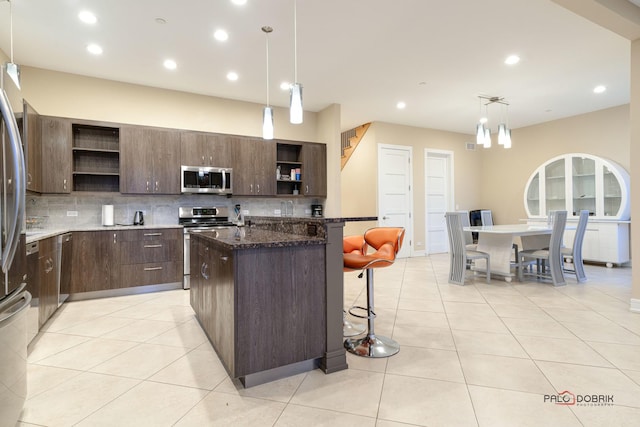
[18,254,640,426]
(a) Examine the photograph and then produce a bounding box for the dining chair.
[480,210,493,226]
[458,210,477,250]
[519,210,568,286]
[562,210,589,282]
[445,212,490,285]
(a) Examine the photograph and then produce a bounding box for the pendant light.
[4,0,20,89]
[483,104,491,148]
[262,26,274,140]
[475,97,485,146]
[289,0,303,124]
[475,95,513,149]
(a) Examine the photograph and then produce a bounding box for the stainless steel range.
[179,206,233,289]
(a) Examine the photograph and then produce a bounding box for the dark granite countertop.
[247,216,377,224]
[192,227,325,250]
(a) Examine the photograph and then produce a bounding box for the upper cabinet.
[276,141,327,197]
[120,126,181,194]
[232,136,276,196]
[524,153,630,220]
[72,123,120,192]
[181,131,232,168]
[40,116,72,193]
[301,142,327,197]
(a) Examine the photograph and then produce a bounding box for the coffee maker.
[311,204,323,217]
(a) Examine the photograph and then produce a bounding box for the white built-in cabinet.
[524,153,630,266]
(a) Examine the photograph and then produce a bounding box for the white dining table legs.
[475,234,515,281]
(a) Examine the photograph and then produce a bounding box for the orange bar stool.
[343,235,368,337]
[343,227,405,358]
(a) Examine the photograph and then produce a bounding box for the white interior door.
[378,144,412,258]
[425,150,454,254]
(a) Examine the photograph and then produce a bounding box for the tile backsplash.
[26,193,325,228]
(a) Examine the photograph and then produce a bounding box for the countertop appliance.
[133,210,144,225]
[181,165,232,195]
[1,75,29,427]
[179,206,234,289]
[311,204,323,218]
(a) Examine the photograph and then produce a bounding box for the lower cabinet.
[38,237,59,327]
[119,228,183,287]
[70,231,120,293]
[191,234,326,379]
[70,228,182,294]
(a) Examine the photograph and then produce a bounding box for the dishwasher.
[58,233,73,306]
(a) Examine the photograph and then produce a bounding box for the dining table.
[464,224,561,283]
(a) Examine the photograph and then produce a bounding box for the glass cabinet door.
[603,164,622,216]
[572,156,595,215]
[526,172,540,216]
[545,158,565,214]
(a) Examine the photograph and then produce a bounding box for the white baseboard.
[411,250,426,257]
[630,299,640,313]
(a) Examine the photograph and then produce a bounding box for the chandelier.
[475,95,512,149]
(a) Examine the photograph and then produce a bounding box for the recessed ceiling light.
[227,71,238,81]
[231,0,247,5]
[593,85,606,94]
[163,59,177,70]
[78,11,97,24]
[280,81,291,90]
[396,101,406,109]
[214,29,229,41]
[86,44,103,55]
[504,55,520,65]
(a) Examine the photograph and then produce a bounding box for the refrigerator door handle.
[0,88,26,274]
[0,282,26,314]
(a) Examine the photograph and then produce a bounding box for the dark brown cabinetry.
[301,142,327,197]
[72,123,120,192]
[190,237,235,373]
[19,101,42,192]
[191,234,326,380]
[69,231,120,293]
[38,237,59,327]
[276,143,302,196]
[232,137,276,196]
[181,131,232,167]
[40,116,72,193]
[69,228,182,295]
[119,228,183,287]
[120,126,180,194]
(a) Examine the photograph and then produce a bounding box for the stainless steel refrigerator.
[0,68,29,427]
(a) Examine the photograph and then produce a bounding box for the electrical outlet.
[305,208,311,214]
[274,209,282,216]
[242,209,249,215]
[67,211,78,217]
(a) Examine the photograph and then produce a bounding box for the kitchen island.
[190,226,328,387]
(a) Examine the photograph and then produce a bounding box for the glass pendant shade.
[504,128,512,149]
[263,106,274,140]
[476,123,485,146]
[483,127,492,148]
[498,123,507,145]
[5,62,20,90]
[289,83,303,124]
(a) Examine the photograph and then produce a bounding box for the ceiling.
[0,0,634,135]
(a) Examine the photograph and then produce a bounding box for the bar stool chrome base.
[344,334,400,358]
[343,312,366,337]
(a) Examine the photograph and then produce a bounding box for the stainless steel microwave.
[181,166,232,194]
